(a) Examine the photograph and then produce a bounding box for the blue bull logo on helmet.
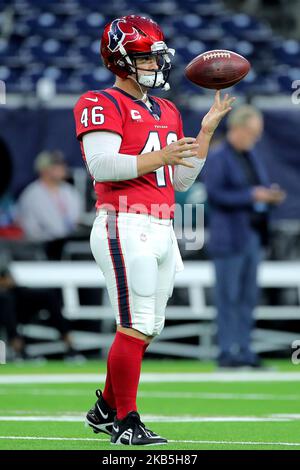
[108,19,140,53]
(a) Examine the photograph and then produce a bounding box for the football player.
[74,15,234,446]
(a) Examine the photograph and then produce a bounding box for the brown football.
[184,49,251,90]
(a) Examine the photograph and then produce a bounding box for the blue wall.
[0,105,299,220]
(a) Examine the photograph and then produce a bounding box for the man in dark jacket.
[203,105,285,368]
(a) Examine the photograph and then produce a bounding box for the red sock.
[102,347,116,409]
[103,337,150,411]
[109,331,146,420]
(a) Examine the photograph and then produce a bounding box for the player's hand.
[201,90,236,136]
[160,137,199,168]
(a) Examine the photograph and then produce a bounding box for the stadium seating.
[2,0,300,95]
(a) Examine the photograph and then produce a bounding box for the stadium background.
[0,0,300,451]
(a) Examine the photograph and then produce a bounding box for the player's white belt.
[96,209,172,226]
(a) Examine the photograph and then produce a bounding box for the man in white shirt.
[18,150,83,257]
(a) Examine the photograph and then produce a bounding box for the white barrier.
[11,260,300,319]
[10,261,300,358]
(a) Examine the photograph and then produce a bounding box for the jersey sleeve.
[73,91,123,140]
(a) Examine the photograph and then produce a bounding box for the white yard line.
[0,374,106,384]
[0,436,300,447]
[271,414,300,419]
[168,440,300,447]
[1,389,300,401]
[1,372,300,384]
[0,414,299,423]
[139,391,300,401]
[0,436,98,442]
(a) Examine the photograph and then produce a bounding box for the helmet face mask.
[101,16,175,90]
[126,45,174,89]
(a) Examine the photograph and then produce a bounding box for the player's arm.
[82,130,166,182]
[75,92,202,182]
[82,131,137,181]
[173,91,235,192]
[196,90,235,158]
[75,93,137,181]
[75,93,197,181]
[82,131,200,182]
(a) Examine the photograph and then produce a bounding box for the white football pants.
[90,210,180,336]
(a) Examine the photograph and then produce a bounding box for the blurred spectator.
[0,250,77,361]
[17,150,83,259]
[0,192,24,240]
[203,105,285,368]
[0,138,23,240]
[0,137,13,199]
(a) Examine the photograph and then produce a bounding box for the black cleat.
[111,411,167,446]
[86,389,116,436]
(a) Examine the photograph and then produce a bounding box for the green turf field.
[1,359,300,450]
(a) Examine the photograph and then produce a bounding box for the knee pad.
[130,255,158,297]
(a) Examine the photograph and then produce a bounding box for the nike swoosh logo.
[85,97,98,102]
[96,403,108,419]
[113,425,119,433]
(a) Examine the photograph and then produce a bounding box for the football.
[184,50,251,90]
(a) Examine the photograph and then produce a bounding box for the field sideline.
[0,359,300,450]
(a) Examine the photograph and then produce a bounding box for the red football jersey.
[73,87,184,218]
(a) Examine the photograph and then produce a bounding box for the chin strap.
[127,76,148,102]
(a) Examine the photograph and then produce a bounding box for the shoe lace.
[137,417,154,435]
[130,412,147,430]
